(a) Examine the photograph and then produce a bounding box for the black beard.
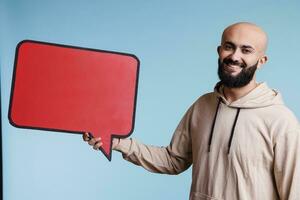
[218,59,258,88]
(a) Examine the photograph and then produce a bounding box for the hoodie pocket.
[190,192,220,200]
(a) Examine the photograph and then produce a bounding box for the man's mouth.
[223,63,241,73]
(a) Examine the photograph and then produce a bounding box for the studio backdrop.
[1,1,300,200]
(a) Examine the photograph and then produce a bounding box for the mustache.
[223,58,247,69]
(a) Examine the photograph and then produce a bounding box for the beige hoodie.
[113,82,300,200]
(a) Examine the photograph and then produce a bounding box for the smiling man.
[84,22,300,200]
[217,23,268,100]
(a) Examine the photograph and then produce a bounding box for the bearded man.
[84,22,300,200]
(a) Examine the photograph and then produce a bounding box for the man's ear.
[261,55,268,64]
[257,55,268,69]
[217,46,221,55]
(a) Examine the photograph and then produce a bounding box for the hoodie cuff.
[112,138,132,154]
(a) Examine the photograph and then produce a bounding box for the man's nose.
[229,49,242,62]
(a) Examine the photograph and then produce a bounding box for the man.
[83,22,300,200]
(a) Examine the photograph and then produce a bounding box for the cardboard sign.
[9,40,139,160]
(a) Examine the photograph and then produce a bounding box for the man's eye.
[223,45,233,50]
[242,49,252,54]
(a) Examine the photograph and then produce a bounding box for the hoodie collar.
[214,82,284,109]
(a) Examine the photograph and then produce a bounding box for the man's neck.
[223,79,258,103]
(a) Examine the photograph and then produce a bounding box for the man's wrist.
[112,138,120,149]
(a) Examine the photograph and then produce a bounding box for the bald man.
[84,22,300,200]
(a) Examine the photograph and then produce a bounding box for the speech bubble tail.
[98,133,113,161]
[88,132,113,161]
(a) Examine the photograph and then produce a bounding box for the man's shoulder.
[269,104,299,126]
[190,91,218,110]
[196,91,217,103]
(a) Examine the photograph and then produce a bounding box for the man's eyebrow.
[224,41,254,49]
[223,41,235,46]
[241,45,254,50]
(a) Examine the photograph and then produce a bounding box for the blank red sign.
[9,40,139,161]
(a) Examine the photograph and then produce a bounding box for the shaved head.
[221,22,268,54]
[217,22,269,88]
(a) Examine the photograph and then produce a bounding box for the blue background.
[1,1,300,199]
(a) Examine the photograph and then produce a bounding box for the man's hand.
[83,132,120,150]
[82,132,103,150]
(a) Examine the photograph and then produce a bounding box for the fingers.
[82,132,91,141]
[92,138,103,150]
[83,132,103,150]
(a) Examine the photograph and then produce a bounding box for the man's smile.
[223,63,242,74]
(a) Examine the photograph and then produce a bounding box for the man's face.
[217,24,267,88]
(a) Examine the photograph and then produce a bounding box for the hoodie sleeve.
[113,107,193,175]
[273,126,300,200]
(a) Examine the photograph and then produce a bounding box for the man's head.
[217,22,268,88]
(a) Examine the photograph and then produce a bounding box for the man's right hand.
[82,132,120,151]
[82,132,103,150]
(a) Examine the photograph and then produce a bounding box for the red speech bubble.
[9,40,139,161]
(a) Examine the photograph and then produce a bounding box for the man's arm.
[273,126,300,199]
[83,107,194,175]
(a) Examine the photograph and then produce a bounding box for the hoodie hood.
[214,82,284,109]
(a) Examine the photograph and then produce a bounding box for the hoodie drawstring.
[208,98,241,154]
[208,98,221,152]
[228,108,240,154]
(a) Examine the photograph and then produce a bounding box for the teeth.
[227,64,239,68]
